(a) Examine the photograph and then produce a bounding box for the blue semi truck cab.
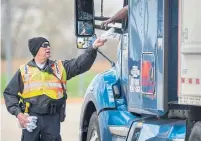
[74,0,201,141]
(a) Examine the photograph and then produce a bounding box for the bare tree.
[2,0,118,61]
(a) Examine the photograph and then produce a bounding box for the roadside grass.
[67,71,97,97]
[1,74,7,97]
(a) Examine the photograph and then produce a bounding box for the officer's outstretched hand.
[93,38,107,49]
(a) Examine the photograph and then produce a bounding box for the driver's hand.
[93,38,107,49]
[101,18,114,29]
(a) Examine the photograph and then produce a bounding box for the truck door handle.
[149,67,154,81]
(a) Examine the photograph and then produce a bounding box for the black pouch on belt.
[49,96,66,122]
[59,102,66,122]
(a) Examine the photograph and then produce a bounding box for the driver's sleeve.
[62,46,97,80]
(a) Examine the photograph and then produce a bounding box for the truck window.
[94,0,124,17]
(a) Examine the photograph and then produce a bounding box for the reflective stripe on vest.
[20,60,67,100]
[23,82,66,92]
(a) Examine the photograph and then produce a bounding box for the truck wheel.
[86,112,100,141]
[188,121,201,141]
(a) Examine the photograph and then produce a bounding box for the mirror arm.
[95,16,122,23]
[95,16,110,21]
[94,25,123,34]
[101,0,103,17]
[97,49,115,67]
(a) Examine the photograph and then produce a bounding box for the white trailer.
[178,0,201,106]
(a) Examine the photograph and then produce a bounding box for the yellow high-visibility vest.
[19,60,67,100]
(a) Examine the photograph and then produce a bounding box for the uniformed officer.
[3,37,106,141]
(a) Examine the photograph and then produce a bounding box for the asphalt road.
[1,103,82,141]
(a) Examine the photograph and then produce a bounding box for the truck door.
[128,0,174,115]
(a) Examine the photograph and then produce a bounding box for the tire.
[86,112,101,141]
[188,121,201,141]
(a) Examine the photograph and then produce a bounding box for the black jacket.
[3,47,97,116]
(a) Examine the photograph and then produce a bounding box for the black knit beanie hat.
[28,37,49,56]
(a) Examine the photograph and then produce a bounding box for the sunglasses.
[41,43,50,48]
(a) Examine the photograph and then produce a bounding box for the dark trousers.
[21,113,61,141]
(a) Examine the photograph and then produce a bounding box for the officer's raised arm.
[62,38,107,80]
